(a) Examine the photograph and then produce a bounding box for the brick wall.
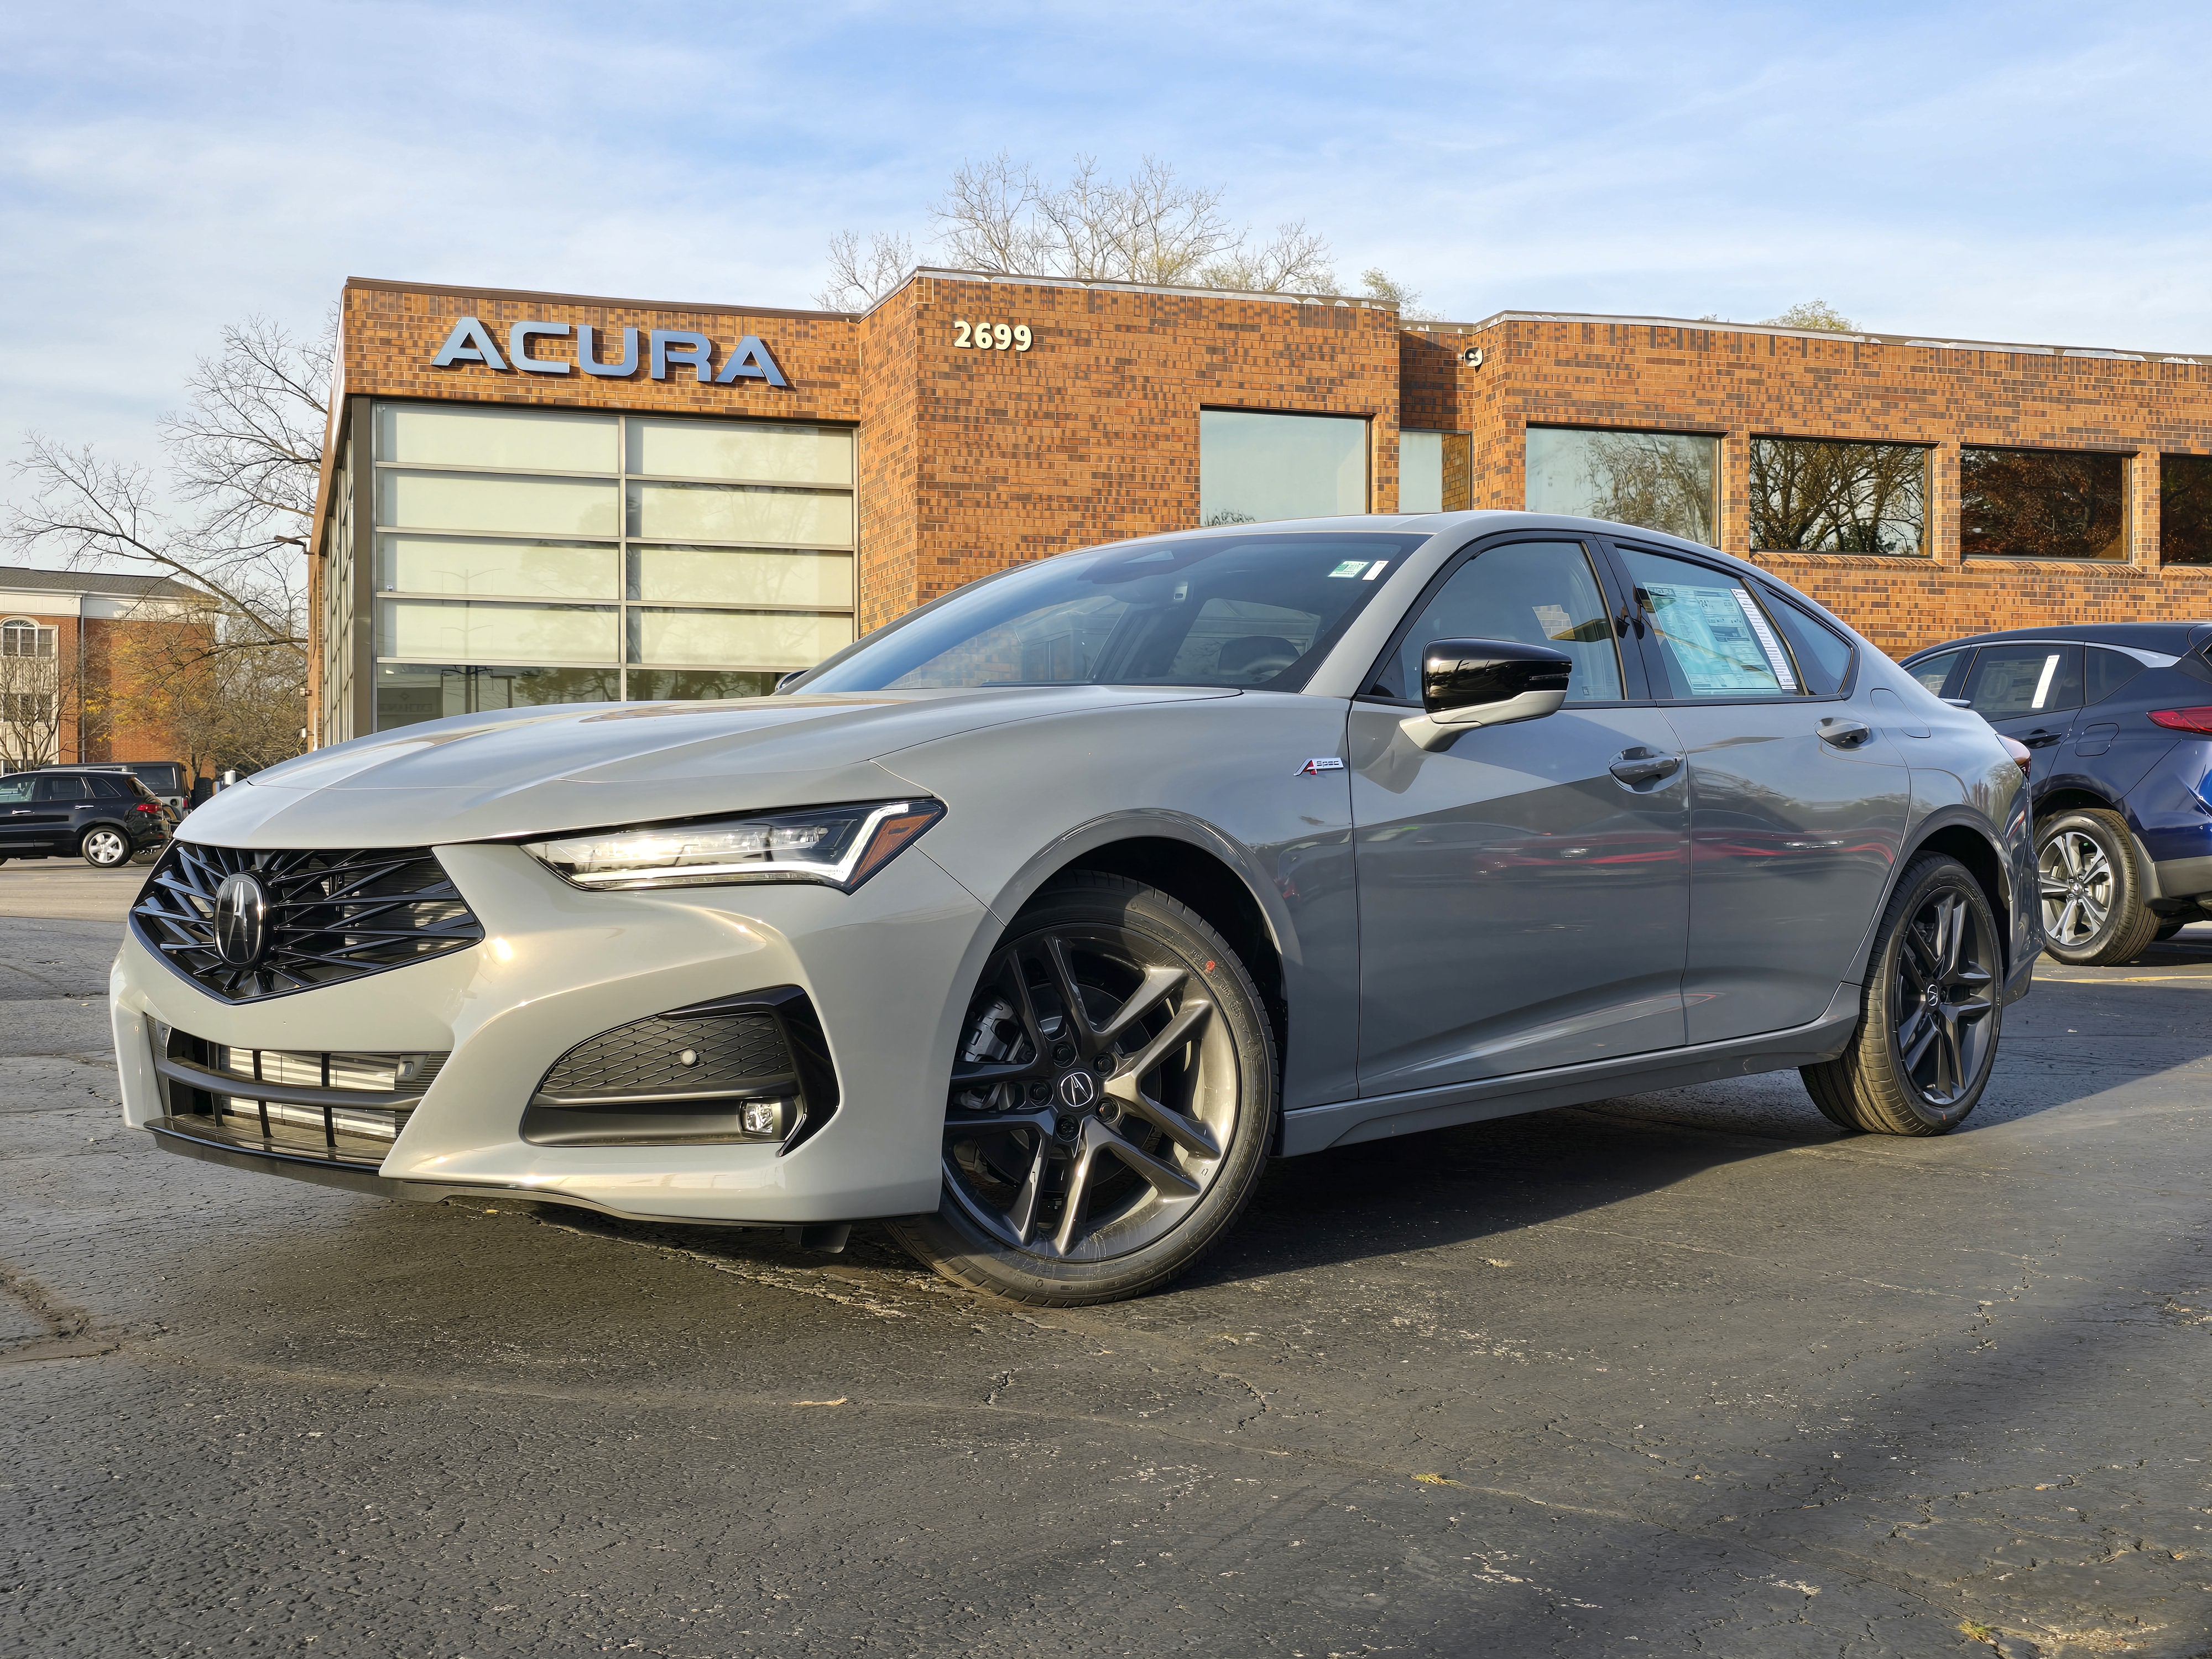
[1439,315,2212,656]
[881,275,1401,628]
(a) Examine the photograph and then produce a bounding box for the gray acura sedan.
[113,513,2037,1304]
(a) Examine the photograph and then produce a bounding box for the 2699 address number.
[953,320,1031,352]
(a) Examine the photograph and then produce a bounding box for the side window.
[1759,589,1856,695]
[33,776,91,802]
[2086,647,2145,705]
[1959,644,2084,718]
[1370,540,1623,703]
[1615,546,1799,698]
[1908,649,1967,697]
[0,776,32,805]
[86,774,129,799]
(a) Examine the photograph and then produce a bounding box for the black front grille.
[132,840,485,1003]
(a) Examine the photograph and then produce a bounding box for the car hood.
[180,686,1235,849]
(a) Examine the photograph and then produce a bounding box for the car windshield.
[798,530,1431,693]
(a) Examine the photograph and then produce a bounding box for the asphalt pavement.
[3,874,2209,1658]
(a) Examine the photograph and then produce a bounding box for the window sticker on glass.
[1328,560,1369,578]
[1730,589,1798,691]
[1642,581,1785,694]
[1361,561,1389,581]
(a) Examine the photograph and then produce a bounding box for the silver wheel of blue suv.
[113,512,2038,1304]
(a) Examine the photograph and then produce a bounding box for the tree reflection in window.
[1750,438,1927,555]
[1526,428,1717,546]
[2161,454,2212,566]
[1961,447,2126,561]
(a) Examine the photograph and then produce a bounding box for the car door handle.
[1609,747,1681,785]
[1818,717,1874,749]
[2020,727,2065,748]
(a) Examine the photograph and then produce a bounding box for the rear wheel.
[1802,853,2001,1136]
[2037,807,2159,966]
[80,827,130,869]
[887,873,1276,1306]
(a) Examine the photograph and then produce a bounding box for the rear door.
[1956,643,2084,789]
[1605,541,1910,1046]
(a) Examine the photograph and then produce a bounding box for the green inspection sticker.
[1328,560,1369,578]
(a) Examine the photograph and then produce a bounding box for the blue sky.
[4,0,2210,471]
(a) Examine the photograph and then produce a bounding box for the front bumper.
[111,839,994,1224]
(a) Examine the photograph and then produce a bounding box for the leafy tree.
[1761,299,1858,332]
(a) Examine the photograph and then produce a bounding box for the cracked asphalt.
[3,898,2209,1658]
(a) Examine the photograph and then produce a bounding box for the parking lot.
[3,863,2209,1659]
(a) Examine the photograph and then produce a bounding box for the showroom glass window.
[1198,411,1368,526]
[2162,453,2212,565]
[1749,437,1928,555]
[368,402,856,730]
[1525,427,1718,547]
[1959,447,2127,560]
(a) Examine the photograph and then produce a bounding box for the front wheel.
[80,827,131,868]
[1802,853,2002,1136]
[887,873,1277,1306]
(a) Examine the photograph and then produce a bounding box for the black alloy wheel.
[1802,853,2002,1136]
[2036,806,2160,966]
[889,873,1275,1305]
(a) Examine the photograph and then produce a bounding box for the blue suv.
[1902,622,2212,964]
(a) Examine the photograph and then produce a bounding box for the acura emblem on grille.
[213,873,270,966]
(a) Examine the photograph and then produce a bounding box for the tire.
[80,827,131,869]
[1801,853,2002,1136]
[887,872,1278,1306]
[2036,807,2159,966]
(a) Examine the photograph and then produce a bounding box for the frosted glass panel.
[628,608,854,668]
[628,482,853,546]
[377,535,618,599]
[628,545,853,608]
[379,470,619,538]
[377,599,618,663]
[1400,431,1443,514]
[628,420,854,486]
[1199,411,1366,526]
[375,404,617,472]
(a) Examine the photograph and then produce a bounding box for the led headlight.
[522,799,945,893]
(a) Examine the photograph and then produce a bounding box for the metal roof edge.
[1399,309,2210,365]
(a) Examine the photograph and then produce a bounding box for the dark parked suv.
[1903,622,2212,963]
[0,765,180,868]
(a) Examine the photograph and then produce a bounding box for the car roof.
[1903,620,2212,661]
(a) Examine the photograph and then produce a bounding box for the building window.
[1199,411,1367,527]
[1398,431,1472,514]
[1749,438,1928,556]
[367,402,856,730]
[1525,427,1718,547]
[2161,454,2212,565]
[1960,447,2127,561]
[1,619,56,658]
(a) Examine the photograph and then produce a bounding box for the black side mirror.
[1404,638,1573,751]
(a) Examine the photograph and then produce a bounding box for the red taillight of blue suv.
[2148,707,2212,734]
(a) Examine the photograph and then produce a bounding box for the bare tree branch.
[930,152,1049,275]
[815,229,916,311]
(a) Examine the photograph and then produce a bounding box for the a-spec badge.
[1297,757,1347,776]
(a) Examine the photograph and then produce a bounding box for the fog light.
[742,1099,790,1138]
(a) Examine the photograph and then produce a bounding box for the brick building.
[0,566,205,771]
[308,272,2212,743]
